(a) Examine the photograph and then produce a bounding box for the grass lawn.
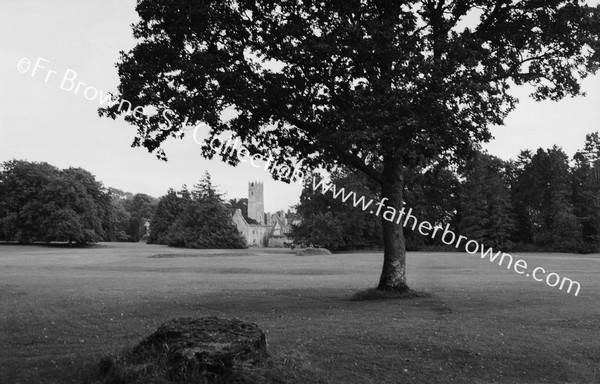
[0,243,598,383]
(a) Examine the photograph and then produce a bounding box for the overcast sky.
[1,1,599,212]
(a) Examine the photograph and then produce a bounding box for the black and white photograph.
[1,1,600,383]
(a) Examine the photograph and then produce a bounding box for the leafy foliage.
[403,163,460,249]
[290,211,345,251]
[105,188,133,242]
[226,198,260,224]
[457,153,516,249]
[102,189,158,242]
[125,193,158,242]
[511,147,581,251]
[0,160,107,244]
[572,132,600,252]
[291,170,382,251]
[149,173,246,249]
[292,166,459,251]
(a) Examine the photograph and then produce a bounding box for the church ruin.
[232,181,299,247]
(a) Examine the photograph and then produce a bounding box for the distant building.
[232,181,300,247]
[232,209,272,246]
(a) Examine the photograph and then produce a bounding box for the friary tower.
[248,181,265,224]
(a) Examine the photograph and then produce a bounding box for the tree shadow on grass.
[350,288,432,301]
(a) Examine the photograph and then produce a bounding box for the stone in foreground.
[99,316,268,383]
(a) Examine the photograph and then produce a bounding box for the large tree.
[0,160,107,244]
[104,188,133,242]
[101,0,600,292]
[149,174,247,249]
[457,152,516,249]
[512,147,581,251]
[124,193,158,242]
[572,132,600,251]
[403,163,460,249]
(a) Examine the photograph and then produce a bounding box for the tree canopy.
[291,166,458,250]
[149,173,247,249]
[296,134,600,254]
[292,170,383,251]
[0,160,108,245]
[572,132,600,251]
[457,152,516,249]
[102,0,600,292]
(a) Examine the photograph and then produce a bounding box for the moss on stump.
[98,317,268,383]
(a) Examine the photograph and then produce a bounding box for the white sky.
[1,1,599,212]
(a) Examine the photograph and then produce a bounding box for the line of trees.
[0,161,248,248]
[0,160,156,245]
[292,133,600,254]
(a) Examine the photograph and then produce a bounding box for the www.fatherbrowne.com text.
[311,177,582,296]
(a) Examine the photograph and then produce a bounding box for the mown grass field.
[0,243,598,384]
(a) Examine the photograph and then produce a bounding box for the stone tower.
[248,181,265,224]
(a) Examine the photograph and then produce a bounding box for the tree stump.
[100,317,268,382]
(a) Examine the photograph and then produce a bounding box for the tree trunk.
[109,215,116,242]
[377,160,409,292]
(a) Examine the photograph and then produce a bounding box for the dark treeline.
[4,130,599,253]
[106,189,157,242]
[0,161,246,248]
[292,132,600,254]
[0,160,156,245]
